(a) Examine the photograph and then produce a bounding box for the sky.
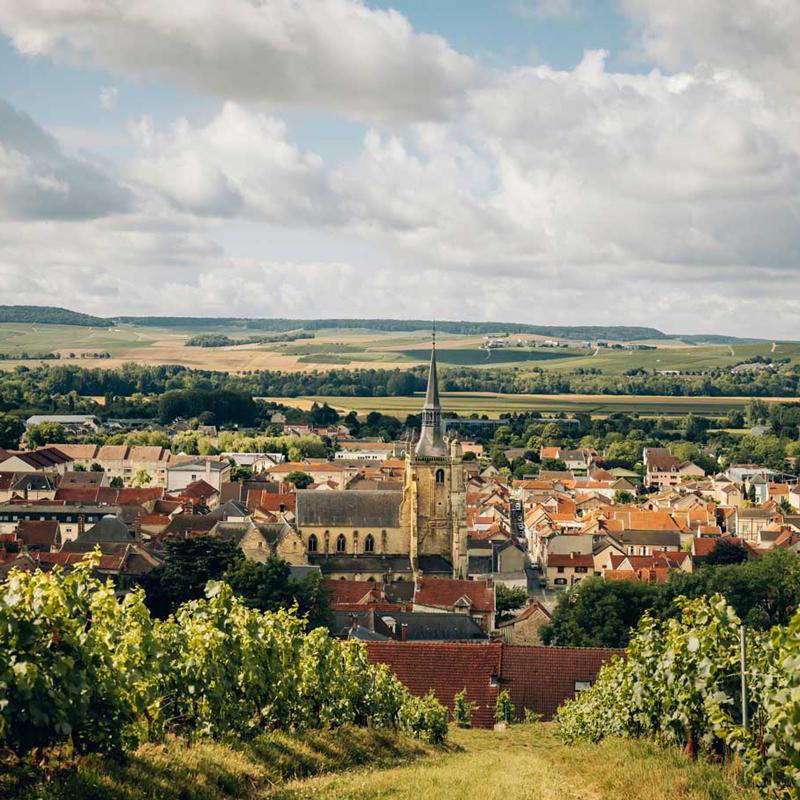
[0,0,798,337]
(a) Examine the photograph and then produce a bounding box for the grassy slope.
[280,725,757,800]
[6,725,755,800]
[4,727,430,800]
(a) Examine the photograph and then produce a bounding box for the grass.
[3,727,431,800]
[258,392,798,419]
[3,725,756,800]
[278,725,757,800]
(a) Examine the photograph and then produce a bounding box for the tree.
[109,476,124,488]
[495,584,528,623]
[541,578,662,648]
[0,413,24,449]
[26,421,65,448]
[139,537,243,618]
[230,465,253,482]
[90,462,104,472]
[223,558,332,630]
[284,470,313,489]
[133,468,152,487]
[779,496,794,515]
[704,538,748,566]
[613,489,634,505]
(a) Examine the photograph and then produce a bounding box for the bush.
[453,688,477,728]
[494,690,514,725]
[0,558,448,757]
[556,594,800,797]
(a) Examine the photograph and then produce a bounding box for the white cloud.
[0,0,476,122]
[128,102,339,223]
[99,86,118,111]
[1,2,799,336]
[620,0,800,96]
[0,98,132,219]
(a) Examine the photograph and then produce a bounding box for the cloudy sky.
[0,0,798,336]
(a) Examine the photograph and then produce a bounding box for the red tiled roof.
[366,641,502,728]
[502,645,622,721]
[325,579,381,606]
[254,491,296,513]
[414,577,495,613]
[115,487,164,505]
[547,554,594,568]
[15,519,59,549]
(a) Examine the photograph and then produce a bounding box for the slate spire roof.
[414,326,447,458]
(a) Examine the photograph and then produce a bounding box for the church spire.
[415,325,447,457]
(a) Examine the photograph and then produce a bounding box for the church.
[295,341,468,581]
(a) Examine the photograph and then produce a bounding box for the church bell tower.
[401,328,468,578]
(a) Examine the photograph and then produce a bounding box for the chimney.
[400,623,408,642]
[134,514,142,540]
[78,514,86,538]
[205,460,212,481]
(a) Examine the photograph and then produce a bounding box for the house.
[210,519,306,564]
[12,519,61,552]
[0,503,122,543]
[413,576,496,631]
[167,459,231,493]
[0,472,57,502]
[498,600,551,646]
[0,448,73,475]
[643,447,704,490]
[545,553,594,589]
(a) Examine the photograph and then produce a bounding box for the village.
[1,344,798,728]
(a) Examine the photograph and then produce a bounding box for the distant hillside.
[0,305,111,328]
[114,316,669,341]
[677,334,769,345]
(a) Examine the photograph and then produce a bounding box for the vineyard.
[556,595,800,798]
[0,557,447,766]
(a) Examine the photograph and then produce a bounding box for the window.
[435,468,445,484]
[575,566,588,574]
[307,533,318,553]
[364,533,375,553]
[556,566,564,573]
[554,578,567,586]
[336,533,347,553]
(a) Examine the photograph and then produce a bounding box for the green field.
[259,391,796,418]
[1,321,799,379]
[397,348,584,365]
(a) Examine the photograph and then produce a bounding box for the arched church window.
[435,468,445,484]
[336,533,347,553]
[364,533,375,553]
[307,533,318,553]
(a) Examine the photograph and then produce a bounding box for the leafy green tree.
[495,584,528,623]
[0,412,24,449]
[133,468,152,487]
[704,539,747,566]
[90,461,104,472]
[284,470,313,489]
[541,578,662,648]
[613,489,634,505]
[223,558,332,630]
[139,537,244,618]
[26,421,65,448]
[109,476,124,488]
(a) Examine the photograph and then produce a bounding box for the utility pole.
[740,624,749,730]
